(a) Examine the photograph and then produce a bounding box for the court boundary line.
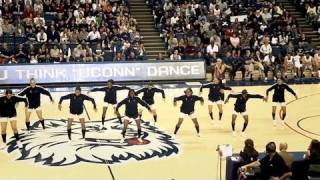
[83,105,116,180]
[284,93,320,140]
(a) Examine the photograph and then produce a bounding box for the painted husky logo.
[6,118,179,166]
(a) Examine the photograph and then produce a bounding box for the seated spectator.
[47,25,60,43]
[0,43,13,64]
[284,53,295,74]
[213,58,226,80]
[260,40,272,57]
[15,22,25,37]
[263,53,276,81]
[37,28,48,43]
[170,50,181,61]
[37,44,49,63]
[231,49,245,80]
[87,26,101,42]
[93,43,104,62]
[240,142,291,180]
[127,51,137,61]
[278,142,294,169]
[293,52,303,78]
[313,50,320,71]
[136,44,146,60]
[239,139,259,166]
[14,44,29,63]
[84,44,93,62]
[61,43,71,62]
[2,19,15,35]
[156,53,166,61]
[50,44,61,63]
[33,13,45,28]
[71,44,85,62]
[113,52,125,61]
[30,55,38,64]
[301,53,314,71]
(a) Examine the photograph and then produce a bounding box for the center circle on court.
[297,116,320,136]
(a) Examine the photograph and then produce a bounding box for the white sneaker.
[197,133,201,137]
[172,134,176,139]
[120,138,125,144]
[217,121,222,128]
[232,131,236,137]
[0,143,6,150]
[138,138,143,143]
[264,77,268,82]
[210,120,214,125]
[241,132,246,137]
[16,141,23,149]
[272,120,277,127]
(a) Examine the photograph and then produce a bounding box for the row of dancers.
[0,78,297,148]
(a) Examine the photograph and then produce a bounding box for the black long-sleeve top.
[174,95,204,114]
[136,87,165,105]
[90,85,130,104]
[18,86,53,108]
[227,93,264,112]
[200,83,232,101]
[59,94,96,115]
[0,96,28,118]
[116,97,151,118]
[266,83,296,102]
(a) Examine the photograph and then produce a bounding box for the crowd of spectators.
[236,138,320,180]
[295,0,320,32]
[0,0,146,63]
[150,0,320,80]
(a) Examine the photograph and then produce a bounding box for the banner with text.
[0,61,206,85]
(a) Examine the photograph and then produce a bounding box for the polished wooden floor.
[0,84,319,180]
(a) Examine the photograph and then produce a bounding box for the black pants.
[231,63,245,79]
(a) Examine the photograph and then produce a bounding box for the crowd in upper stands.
[0,0,319,81]
[235,138,320,180]
[150,0,320,80]
[0,0,147,63]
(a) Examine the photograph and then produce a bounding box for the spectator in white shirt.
[87,26,101,41]
[263,53,275,81]
[260,40,272,56]
[170,50,181,60]
[86,13,96,25]
[36,28,47,43]
[206,41,219,57]
[170,14,179,25]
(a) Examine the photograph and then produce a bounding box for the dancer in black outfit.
[58,86,97,140]
[18,78,54,131]
[225,89,266,137]
[0,90,28,149]
[173,88,204,138]
[116,89,151,143]
[266,78,298,127]
[136,82,165,123]
[89,79,130,128]
[200,78,232,127]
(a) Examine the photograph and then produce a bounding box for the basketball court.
[0,83,319,180]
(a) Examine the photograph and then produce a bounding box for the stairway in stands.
[129,0,166,60]
[278,0,320,50]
